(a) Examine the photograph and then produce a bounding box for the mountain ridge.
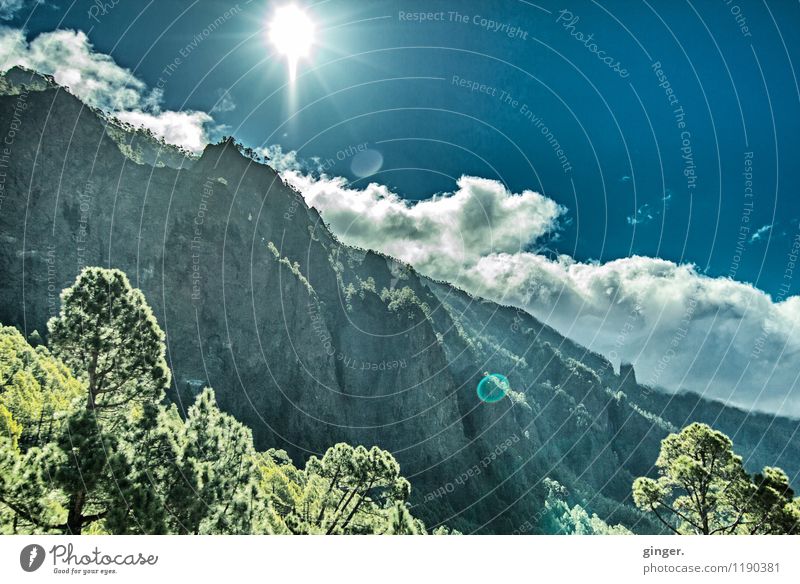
[1,67,797,533]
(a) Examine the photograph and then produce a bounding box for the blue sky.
[6,0,799,296]
[3,0,800,413]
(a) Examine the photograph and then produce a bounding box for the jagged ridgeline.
[1,67,798,534]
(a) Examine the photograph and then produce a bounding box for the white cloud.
[0,0,40,21]
[259,144,307,173]
[115,110,212,154]
[211,88,236,113]
[0,27,212,152]
[285,170,565,273]
[750,224,772,244]
[626,203,653,226]
[280,163,800,416]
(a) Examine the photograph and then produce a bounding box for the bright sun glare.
[269,5,315,83]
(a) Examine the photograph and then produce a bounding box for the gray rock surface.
[1,67,797,533]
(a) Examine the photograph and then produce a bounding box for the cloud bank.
[290,172,565,271]
[280,162,800,417]
[0,27,212,152]
[1,22,796,415]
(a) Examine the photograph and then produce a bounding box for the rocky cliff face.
[1,68,797,533]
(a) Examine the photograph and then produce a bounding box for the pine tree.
[538,478,630,534]
[54,408,131,534]
[0,436,65,534]
[167,388,264,534]
[633,423,800,535]
[0,326,83,533]
[303,443,414,534]
[103,402,185,534]
[1,267,452,536]
[384,501,423,534]
[0,326,83,448]
[744,467,800,534]
[47,267,170,413]
[41,267,171,533]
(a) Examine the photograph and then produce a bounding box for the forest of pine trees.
[1,267,798,535]
[0,267,458,535]
[633,422,800,534]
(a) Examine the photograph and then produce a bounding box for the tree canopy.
[633,422,800,535]
[0,267,449,535]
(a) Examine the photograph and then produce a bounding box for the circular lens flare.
[477,373,510,403]
[269,5,315,83]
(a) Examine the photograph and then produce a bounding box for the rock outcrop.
[1,67,797,533]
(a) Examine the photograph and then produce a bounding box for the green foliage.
[0,405,20,448]
[633,422,800,534]
[165,388,264,534]
[0,436,67,534]
[47,267,170,412]
[54,407,131,534]
[0,326,83,447]
[342,276,376,312]
[432,524,462,535]
[384,501,424,534]
[0,267,444,535]
[539,479,631,535]
[277,442,418,534]
[266,241,315,295]
[380,286,431,320]
[745,467,800,534]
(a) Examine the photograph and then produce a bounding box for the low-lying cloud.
[1,20,796,416]
[280,161,800,417]
[0,27,212,152]
[288,171,565,272]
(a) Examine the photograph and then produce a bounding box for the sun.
[268,5,315,83]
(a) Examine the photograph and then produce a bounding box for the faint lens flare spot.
[351,149,383,178]
[268,4,316,83]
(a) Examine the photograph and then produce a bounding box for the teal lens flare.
[477,373,509,403]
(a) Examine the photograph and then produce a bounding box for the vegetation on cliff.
[2,267,797,534]
[0,267,455,534]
